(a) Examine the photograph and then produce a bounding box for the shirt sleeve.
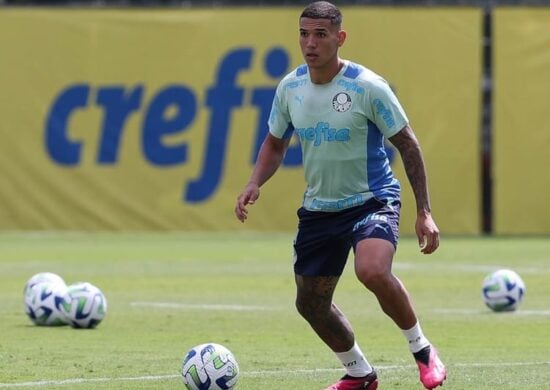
[368,78,409,138]
[268,82,294,139]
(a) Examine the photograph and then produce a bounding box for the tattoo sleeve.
[389,125,432,214]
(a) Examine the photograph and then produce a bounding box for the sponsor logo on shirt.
[285,79,307,89]
[337,79,365,95]
[310,194,364,211]
[294,122,350,146]
[373,98,396,128]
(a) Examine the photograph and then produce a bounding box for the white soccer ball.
[24,281,71,326]
[24,272,66,296]
[482,269,526,312]
[181,343,240,390]
[64,282,107,328]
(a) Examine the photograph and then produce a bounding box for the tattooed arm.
[389,124,440,254]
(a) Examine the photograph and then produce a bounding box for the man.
[234,2,446,389]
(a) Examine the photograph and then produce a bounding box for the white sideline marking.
[2,361,549,388]
[433,308,550,316]
[132,302,550,317]
[0,375,180,388]
[130,301,279,311]
[395,262,547,274]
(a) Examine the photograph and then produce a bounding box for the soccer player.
[234,2,447,389]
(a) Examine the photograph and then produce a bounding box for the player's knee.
[295,298,316,322]
[295,298,308,319]
[295,295,330,321]
[295,296,313,319]
[356,265,391,292]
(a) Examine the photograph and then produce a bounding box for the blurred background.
[1,0,549,235]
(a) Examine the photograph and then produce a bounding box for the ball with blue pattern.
[24,280,71,326]
[482,269,526,312]
[64,282,107,328]
[181,343,239,390]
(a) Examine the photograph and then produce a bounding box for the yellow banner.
[494,8,550,234]
[0,8,481,233]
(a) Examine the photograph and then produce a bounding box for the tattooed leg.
[295,274,355,352]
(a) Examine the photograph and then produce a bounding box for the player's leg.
[354,238,416,329]
[354,242,446,388]
[294,275,352,351]
[295,274,378,390]
[354,239,446,388]
[293,206,377,389]
[352,201,446,389]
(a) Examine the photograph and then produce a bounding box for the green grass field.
[0,232,549,389]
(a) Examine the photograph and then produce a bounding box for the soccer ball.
[181,343,239,390]
[24,281,71,326]
[64,282,107,328]
[24,272,66,296]
[482,269,526,312]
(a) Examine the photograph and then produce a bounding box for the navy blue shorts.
[293,198,400,277]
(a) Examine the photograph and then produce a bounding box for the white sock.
[402,321,430,353]
[335,342,373,377]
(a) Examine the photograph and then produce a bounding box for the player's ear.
[337,30,347,46]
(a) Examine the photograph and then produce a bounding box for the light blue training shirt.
[268,60,408,212]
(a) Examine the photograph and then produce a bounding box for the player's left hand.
[415,211,440,254]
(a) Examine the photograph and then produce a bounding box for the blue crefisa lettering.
[373,98,396,128]
[310,194,364,211]
[284,79,307,89]
[185,47,253,203]
[46,84,196,166]
[295,122,350,146]
[44,47,303,203]
[337,79,365,95]
[46,84,90,165]
[97,86,144,164]
[353,213,388,232]
[143,85,196,166]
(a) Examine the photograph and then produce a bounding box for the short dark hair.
[300,1,342,27]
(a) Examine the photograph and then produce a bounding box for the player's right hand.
[235,183,260,223]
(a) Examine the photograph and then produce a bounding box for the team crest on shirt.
[332,92,352,112]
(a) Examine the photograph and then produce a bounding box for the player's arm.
[388,124,439,254]
[235,133,291,223]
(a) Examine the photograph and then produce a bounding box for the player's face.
[299,17,345,69]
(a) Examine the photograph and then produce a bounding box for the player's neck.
[309,58,345,84]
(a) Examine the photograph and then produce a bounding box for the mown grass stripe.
[130,301,279,311]
[2,361,549,388]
